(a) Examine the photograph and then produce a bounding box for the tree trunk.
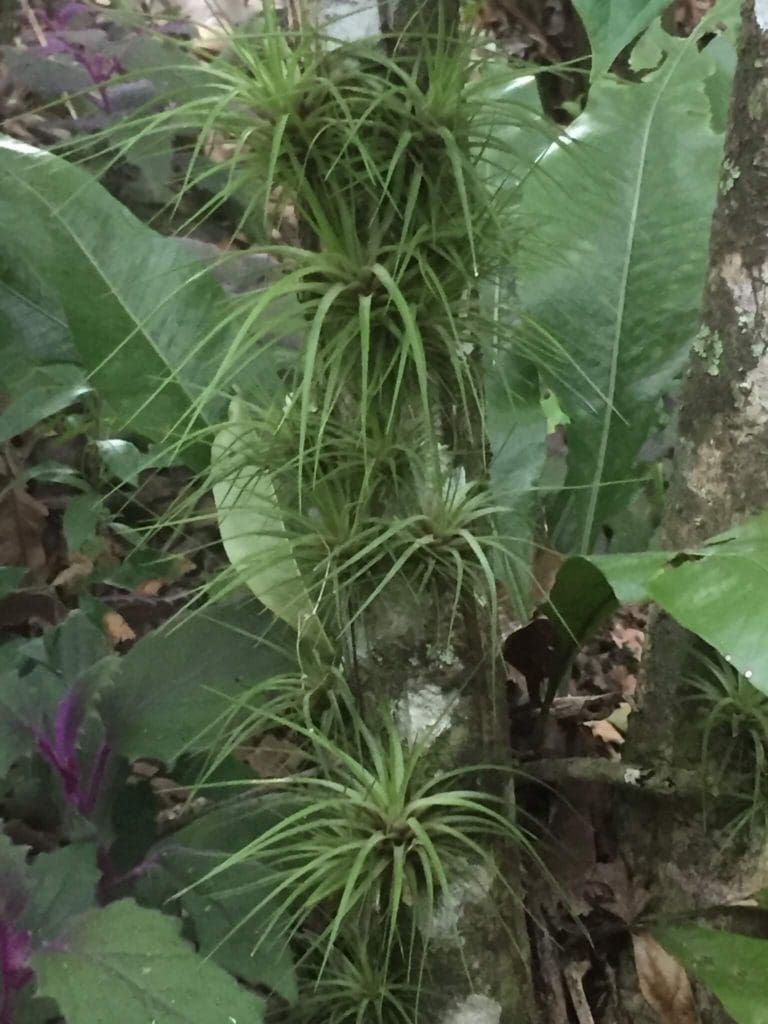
[308,2,537,1020]
[620,1,768,1018]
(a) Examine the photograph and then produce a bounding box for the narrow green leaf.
[31,899,265,1024]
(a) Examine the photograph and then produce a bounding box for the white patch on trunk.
[756,0,768,31]
[428,865,494,939]
[316,0,381,41]
[394,684,456,744]
[441,995,502,1024]
[720,252,759,334]
[741,346,768,425]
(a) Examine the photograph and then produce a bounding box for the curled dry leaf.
[103,610,137,646]
[51,553,94,589]
[632,931,698,1024]
[583,718,626,754]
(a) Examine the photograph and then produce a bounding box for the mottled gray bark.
[620,3,768,1020]
[354,583,536,1023]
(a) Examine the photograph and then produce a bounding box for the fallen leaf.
[103,610,137,646]
[135,579,164,596]
[584,719,625,747]
[51,553,94,589]
[611,625,645,660]
[0,485,48,577]
[632,931,698,1024]
[622,673,638,698]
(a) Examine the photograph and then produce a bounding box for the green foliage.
[684,653,768,833]
[212,397,324,637]
[652,925,768,1024]
[183,701,533,995]
[31,899,265,1024]
[104,602,295,762]
[137,800,298,1003]
[516,9,732,551]
[0,137,237,460]
[572,0,670,79]
[549,511,768,694]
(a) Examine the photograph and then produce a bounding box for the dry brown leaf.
[622,673,638,699]
[632,932,698,1024]
[0,486,48,577]
[51,553,94,589]
[586,857,648,924]
[611,625,645,659]
[531,546,564,604]
[103,610,137,646]
[584,719,625,747]
[135,579,164,596]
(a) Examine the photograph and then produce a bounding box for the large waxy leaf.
[31,899,264,1024]
[517,15,730,552]
[653,925,768,1024]
[139,799,297,1003]
[549,512,768,694]
[645,515,768,693]
[0,137,231,452]
[104,602,295,763]
[572,0,670,79]
[0,247,78,387]
[212,399,324,638]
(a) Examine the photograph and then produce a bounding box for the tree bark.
[308,3,537,1020]
[620,2,768,1019]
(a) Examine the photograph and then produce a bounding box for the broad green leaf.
[653,925,768,1024]
[212,399,323,638]
[646,514,768,693]
[0,666,59,776]
[63,493,104,555]
[11,989,60,1024]
[551,512,768,693]
[572,0,669,79]
[95,439,146,485]
[0,366,90,443]
[589,550,669,604]
[0,244,80,398]
[0,566,26,597]
[139,806,297,1003]
[518,17,729,552]
[0,137,230,454]
[104,602,294,762]
[31,899,264,1024]
[20,843,99,940]
[474,69,551,193]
